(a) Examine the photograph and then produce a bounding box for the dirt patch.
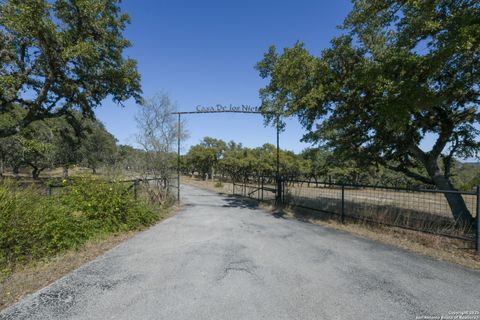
[182,176,234,195]
[0,204,181,311]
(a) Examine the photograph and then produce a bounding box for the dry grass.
[285,182,477,219]
[182,176,234,194]
[183,178,480,270]
[0,204,181,311]
[236,181,477,220]
[1,166,92,179]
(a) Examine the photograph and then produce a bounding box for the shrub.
[59,176,159,232]
[0,177,162,274]
[214,181,224,188]
[0,182,87,270]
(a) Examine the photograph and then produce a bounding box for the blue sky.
[95,0,353,154]
[95,0,468,160]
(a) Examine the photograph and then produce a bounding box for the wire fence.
[232,177,277,201]
[232,176,480,250]
[40,176,179,204]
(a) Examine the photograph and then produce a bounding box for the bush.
[59,176,159,232]
[214,181,224,188]
[0,177,162,274]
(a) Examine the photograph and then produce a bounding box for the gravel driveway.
[1,184,479,320]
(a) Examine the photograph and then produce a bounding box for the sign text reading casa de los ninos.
[195,104,260,113]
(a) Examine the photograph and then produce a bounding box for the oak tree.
[256,0,480,225]
[0,0,141,137]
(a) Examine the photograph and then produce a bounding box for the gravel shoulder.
[1,185,479,320]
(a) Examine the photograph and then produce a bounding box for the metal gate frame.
[171,108,282,203]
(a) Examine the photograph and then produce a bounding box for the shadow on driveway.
[221,197,260,210]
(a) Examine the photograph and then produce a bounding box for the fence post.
[48,185,52,197]
[258,177,260,200]
[341,184,345,224]
[261,177,264,201]
[276,176,282,205]
[476,185,480,255]
[233,181,235,195]
[133,179,139,200]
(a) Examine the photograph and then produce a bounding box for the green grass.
[0,177,164,277]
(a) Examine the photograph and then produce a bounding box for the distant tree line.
[182,137,480,191]
[0,92,187,183]
[0,108,134,179]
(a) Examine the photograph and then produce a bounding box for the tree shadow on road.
[272,209,287,219]
[222,197,260,210]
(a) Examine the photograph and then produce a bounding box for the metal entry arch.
[171,108,282,204]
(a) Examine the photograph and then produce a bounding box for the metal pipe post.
[177,113,181,203]
[276,114,281,204]
[476,185,480,254]
[261,177,264,201]
[134,179,138,200]
[341,185,345,224]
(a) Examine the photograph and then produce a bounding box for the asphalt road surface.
[1,185,479,320]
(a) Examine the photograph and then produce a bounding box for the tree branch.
[386,164,434,185]
[0,107,67,138]
[430,108,454,159]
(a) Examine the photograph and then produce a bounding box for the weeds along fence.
[232,177,479,250]
[42,177,179,204]
[124,177,179,203]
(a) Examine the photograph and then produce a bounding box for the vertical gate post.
[476,185,480,254]
[133,179,139,200]
[261,176,264,201]
[258,177,260,200]
[276,176,282,205]
[177,113,181,203]
[341,184,345,224]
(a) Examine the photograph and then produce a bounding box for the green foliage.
[455,163,480,191]
[0,181,87,271]
[0,177,160,273]
[59,176,158,231]
[186,137,226,179]
[185,137,480,189]
[0,111,118,178]
[0,0,142,138]
[256,0,480,182]
[187,138,322,182]
[256,0,479,224]
[78,120,118,174]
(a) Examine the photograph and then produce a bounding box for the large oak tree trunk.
[425,158,474,227]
